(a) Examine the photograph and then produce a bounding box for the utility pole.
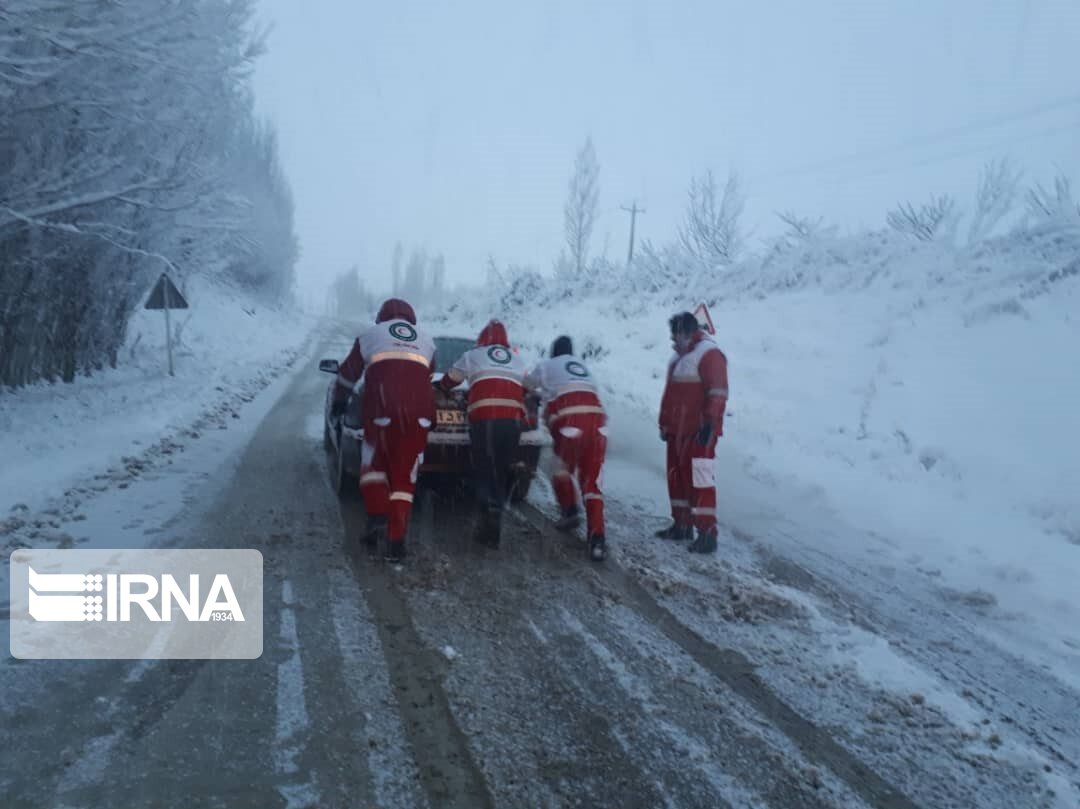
[621,202,644,265]
[163,277,173,377]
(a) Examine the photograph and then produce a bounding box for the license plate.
[436,409,466,426]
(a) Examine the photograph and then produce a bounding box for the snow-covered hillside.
[0,277,316,517]
[427,226,1080,687]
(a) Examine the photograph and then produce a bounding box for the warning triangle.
[692,302,715,335]
[144,273,189,310]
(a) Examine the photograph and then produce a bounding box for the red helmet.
[376,298,416,325]
[476,319,509,347]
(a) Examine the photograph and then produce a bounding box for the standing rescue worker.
[524,335,608,562]
[656,311,729,554]
[439,319,526,547]
[333,298,435,561]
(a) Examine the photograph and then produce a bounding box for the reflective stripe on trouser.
[359,417,430,541]
[552,426,607,536]
[666,434,718,531]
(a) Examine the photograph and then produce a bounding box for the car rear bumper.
[341,425,548,475]
[341,426,549,447]
[424,429,548,447]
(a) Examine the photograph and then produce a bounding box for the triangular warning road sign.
[144,273,189,310]
[692,302,715,335]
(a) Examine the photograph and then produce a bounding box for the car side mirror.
[319,359,339,374]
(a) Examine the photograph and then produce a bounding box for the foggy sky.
[252,0,1080,297]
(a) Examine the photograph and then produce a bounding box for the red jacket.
[440,320,527,422]
[659,331,728,437]
[335,299,436,427]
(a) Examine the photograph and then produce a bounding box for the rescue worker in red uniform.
[439,319,527,547]
[333,298,436,561]
[656,311,729,554]
[524,335,608,562]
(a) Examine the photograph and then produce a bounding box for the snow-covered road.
[1,323,1078,808]
[593,395,1080,808]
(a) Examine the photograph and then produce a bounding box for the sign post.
[692,302,716,335]
[144,273,189,376]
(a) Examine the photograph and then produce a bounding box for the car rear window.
[434,337,474,371]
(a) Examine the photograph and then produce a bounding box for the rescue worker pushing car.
[656,311,729,554]
[439,319,527,547]
[333,298,436,561]
[524,335,608,562]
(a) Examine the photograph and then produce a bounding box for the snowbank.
[425,227,1080,681]
[0,276,315,515]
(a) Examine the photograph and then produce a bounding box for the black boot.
[362,515,387,551]
[477,508,502,548]
[688,527,718,554]
[655,522,693,541]
[555,505,581,532]
[386,539,407,563]
[588,534,606,562]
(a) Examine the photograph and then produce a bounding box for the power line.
[620,201,644,265]
[817,119,1080,187]
[755,92,1080,185]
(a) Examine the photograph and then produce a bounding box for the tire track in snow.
[403,551,670,808]
[52,730,125,808]
[51,628,180,805]
[517,501,924,809]
[603,557,921,809]
[393,485,667,807]
[558,607,756,809]
[523,610,697,809]
[341,502,495,809]
[327,567,428,809]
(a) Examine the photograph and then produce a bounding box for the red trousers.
[359,417,429,542]
[666,434,718,531]
[551,423,606,536]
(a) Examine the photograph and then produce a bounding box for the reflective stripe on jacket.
[444,345,527,422]
[659,333,728,437]
[524,355,606,431]
[335,319,436,425]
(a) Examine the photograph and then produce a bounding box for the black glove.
[432,378,443,391]
[696,423,713,446]
[330,400,346,418]
[659,429,668,443]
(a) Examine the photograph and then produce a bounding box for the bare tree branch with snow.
[968,158,1022,244]
[1026,175,1080,224]
[776,210,826,241]
[886,195,958,242]
[678,169,745,265]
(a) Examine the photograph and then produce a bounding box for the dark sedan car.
[319,335,549,501]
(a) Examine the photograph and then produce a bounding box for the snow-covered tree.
[328,266,374,321]
[678,169,745,265]
[390,242,403,295]
[429,253,446,299]
[401,248,429,305]
[564,137,600,274]
[0,0,297,386]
